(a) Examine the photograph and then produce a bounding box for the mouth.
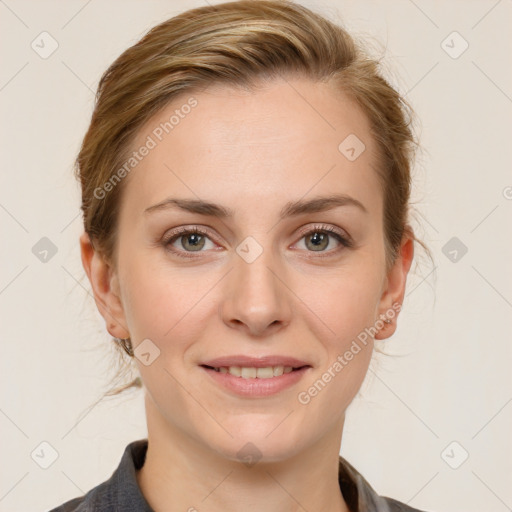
[200,364,311,379]
[199,363,312,397]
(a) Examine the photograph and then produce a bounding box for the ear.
[79,231,130,339]
[374,229,414,340]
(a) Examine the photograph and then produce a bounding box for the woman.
[51,0,433,510]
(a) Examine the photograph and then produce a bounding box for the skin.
[80,76,414,512]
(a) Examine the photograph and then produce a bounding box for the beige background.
[1,1,511,511]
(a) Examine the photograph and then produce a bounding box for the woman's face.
[83,76,413,462]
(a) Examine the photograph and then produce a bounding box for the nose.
[220,244,292,337]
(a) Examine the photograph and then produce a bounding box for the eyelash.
[162,224,353,260]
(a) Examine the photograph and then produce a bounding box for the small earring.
[114,337,134,357]
[378,313,393,325]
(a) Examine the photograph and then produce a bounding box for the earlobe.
[79,232,130,339]
[374,232,414,341]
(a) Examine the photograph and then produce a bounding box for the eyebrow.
[144,193,368,219]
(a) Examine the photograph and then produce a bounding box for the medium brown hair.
[75,0,433,396]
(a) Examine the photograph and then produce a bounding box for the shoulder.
[47,439,152,512]
[47,477,115,512]
[381,496,432,512]
[338,454,434,512]
[48,496,84,512]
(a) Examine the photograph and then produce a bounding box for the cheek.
[120,258,216,348]
[294,273,378,414]
[296,266,382,347]
[292,269,380,404]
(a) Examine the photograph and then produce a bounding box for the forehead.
[119,77,382,223]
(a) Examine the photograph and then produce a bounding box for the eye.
[294,224,353,257]
[162,224,353,260]
[162,226,217,259]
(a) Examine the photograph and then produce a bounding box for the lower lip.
[200,366,311,397]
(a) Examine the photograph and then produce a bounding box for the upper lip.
[201,355,312,369]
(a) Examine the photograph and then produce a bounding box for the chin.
[204,424,306,465]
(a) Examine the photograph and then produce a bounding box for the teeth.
[213,365,297,378]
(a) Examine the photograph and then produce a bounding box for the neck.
[136,396,350,512]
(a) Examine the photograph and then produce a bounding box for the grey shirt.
[49,439,431,512]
